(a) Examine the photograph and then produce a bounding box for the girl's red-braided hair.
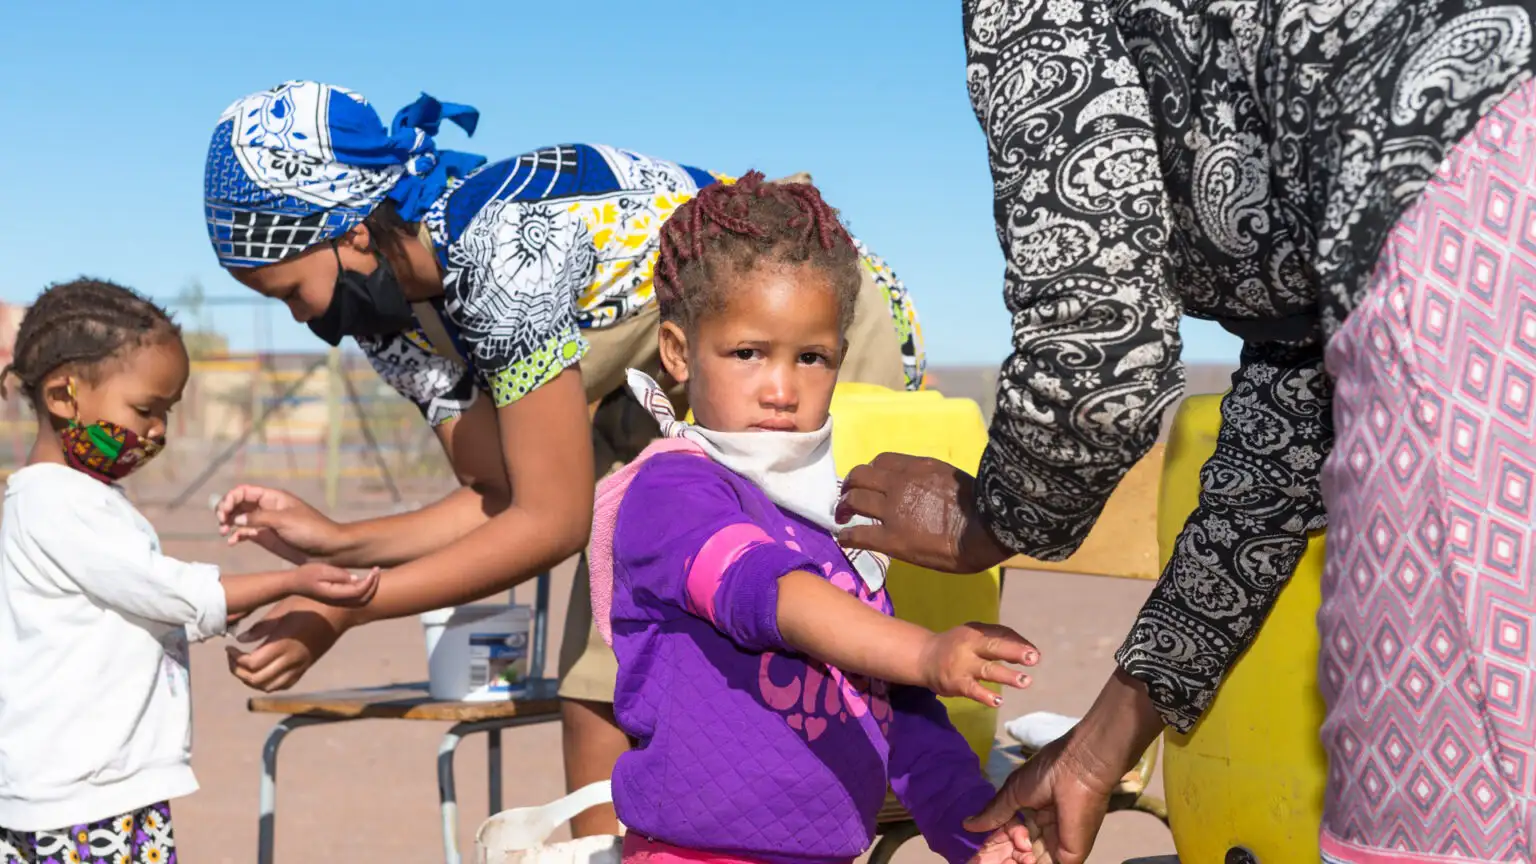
[653,171,861,331]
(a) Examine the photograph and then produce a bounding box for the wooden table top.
[247,679,562,722]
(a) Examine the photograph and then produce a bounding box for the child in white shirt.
[0,279,380,864]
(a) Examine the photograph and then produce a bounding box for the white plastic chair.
[475,781,623,864]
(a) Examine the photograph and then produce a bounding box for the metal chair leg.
[487,728,503,815]
[439,726,467,864]
[257,715,346,864]
[439,716,555,864]
[868,821,921,864]
[1108,790,1170,826]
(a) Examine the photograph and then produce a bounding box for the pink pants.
[1319,77,1536,863]
[621,835,852,864]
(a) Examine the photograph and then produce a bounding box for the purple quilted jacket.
[609,453,995,864]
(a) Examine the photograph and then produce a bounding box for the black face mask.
[307,243,418,346]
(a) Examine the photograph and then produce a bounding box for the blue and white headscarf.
[204,81,487,269]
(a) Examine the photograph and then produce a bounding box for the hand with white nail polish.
[916,621,1039,707]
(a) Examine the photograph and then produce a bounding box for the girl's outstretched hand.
[917,621,1039,707]
[288,563,380,607]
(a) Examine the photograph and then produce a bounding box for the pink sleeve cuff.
[684,523,774,624]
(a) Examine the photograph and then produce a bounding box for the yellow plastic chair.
[1157,394,1329,864]
[822,383,1003,863]
[828,382,1004,762]
[825,383,1172,862]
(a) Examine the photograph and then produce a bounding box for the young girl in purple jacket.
[592,173,1045,864]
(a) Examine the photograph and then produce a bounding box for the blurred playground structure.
[0,289,1238,578]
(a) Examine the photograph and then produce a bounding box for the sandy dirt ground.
[69,471,1177,864]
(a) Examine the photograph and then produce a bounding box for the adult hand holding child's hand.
[969,809,1053,864]
[917,621,1039,707]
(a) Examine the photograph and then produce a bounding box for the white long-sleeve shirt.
[0,463,228,831]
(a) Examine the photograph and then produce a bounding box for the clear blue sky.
[0,1,1240,365]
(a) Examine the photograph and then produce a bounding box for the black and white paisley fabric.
[964,0,1536,729]
[1120,342,1332,730]
[964,0,1186,560]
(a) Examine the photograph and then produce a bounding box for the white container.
[421,604,532,702]
[1004,710,1081,751]
[476,781,621,864]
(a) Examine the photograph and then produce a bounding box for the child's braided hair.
[654,171,861,332]
[1,278,181,404]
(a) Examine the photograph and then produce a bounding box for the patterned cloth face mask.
[60,381,165,483]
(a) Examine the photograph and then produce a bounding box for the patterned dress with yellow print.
[354,143,927,427]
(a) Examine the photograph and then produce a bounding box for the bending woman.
[202,80,924,836]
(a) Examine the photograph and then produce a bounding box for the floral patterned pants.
[0,802,175,864]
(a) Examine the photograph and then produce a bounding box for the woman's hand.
[965,670,1167,864]
[216,485,350,564]
[225,598,356,692]
[288,564,381,607]
[917,622,1040,707]
[964,736,1117,864]
[970,811,1053,864]
[837,454,1012,574]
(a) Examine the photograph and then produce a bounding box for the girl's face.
[42,338,189,440]
[660,264,845,433]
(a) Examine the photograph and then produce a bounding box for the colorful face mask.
[62,420,165,483]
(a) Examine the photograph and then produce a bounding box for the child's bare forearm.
[220,571,297,615]
[775,570,932,686]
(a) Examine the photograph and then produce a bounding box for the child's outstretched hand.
[917,621,1038,707]
[970,810,1052,864]
[287,563,381,608]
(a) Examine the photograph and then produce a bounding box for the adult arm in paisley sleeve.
[962,0,1186,561]
[1116,339,1333,731]
[967,341,1333,848]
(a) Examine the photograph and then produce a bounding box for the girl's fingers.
[236,634,292,668]
[962,679,1004,708]
[229,654,267,690]
[358,570,381,603]
[973,623,1040,666]
[1004,820,1035,856]
[977,659,1031,689]
[973,826,1021,864]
